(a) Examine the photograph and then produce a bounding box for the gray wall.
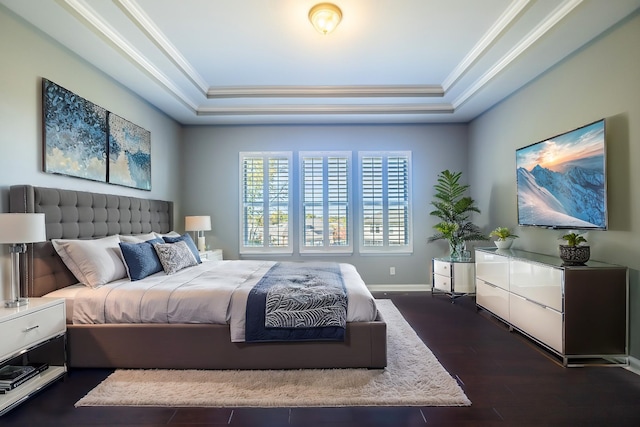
[469,12,640,362]
[0,7,183,299]
[182,124,470,287]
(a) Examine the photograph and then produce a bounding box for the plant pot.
[449,240,466,260]
[559,245,590,265]
[494,239,513,249]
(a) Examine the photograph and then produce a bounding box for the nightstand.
[0,298,67,416]
[432,257,475,301]
[199,249,223,261]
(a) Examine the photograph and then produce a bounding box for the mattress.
[44,284,85,323]
[44,260,377,343]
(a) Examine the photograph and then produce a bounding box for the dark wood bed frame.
[9,185,387,370]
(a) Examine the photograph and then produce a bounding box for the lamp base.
[4,298,29,308]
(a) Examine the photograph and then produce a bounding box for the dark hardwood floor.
[3,292,640,426]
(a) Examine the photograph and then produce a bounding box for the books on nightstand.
[0,363,49,393]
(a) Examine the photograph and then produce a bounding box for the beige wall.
[469,11,640,361]
[0,7,183,299]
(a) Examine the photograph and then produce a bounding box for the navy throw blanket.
[245,262,348,342]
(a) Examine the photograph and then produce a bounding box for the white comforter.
[69,260,378,342]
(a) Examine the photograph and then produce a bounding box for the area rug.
[75,299,471,407]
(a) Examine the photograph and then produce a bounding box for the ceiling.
[2,0,639,125]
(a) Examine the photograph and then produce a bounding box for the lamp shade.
[0,213,46,244]
[185,215,211,232]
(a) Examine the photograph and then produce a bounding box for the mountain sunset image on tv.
[516,119,607,230]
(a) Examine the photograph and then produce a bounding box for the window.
[300,152,352,254]
[240,152,292,254]
[359,151,412,253]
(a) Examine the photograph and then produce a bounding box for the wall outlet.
[389,267,396,275]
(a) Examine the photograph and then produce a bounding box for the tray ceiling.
[2,0,639,125]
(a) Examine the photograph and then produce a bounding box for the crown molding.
[197,103,454,116]
[64,0,199,111]
[58,0,587,123]
[442,0,530,91]
[114,0,209,95]
[453,0,583,109]
[207,85,444,99]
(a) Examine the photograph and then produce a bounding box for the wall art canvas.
[108,113,151,190]
[42,79,107,182]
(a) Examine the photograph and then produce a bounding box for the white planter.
[494,239,513,249]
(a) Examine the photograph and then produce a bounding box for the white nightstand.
[0,298,67,416]
[199,249,223,261]
[432,257,475,301]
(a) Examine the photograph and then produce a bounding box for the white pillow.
[154,231,181,239]
[51,235,127,288]
[118,232,158,243]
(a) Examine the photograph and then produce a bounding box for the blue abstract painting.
[108,113,151,190]
[42,79,107,182]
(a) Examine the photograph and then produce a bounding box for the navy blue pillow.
[163,233,202,263]
[119,238,164,281]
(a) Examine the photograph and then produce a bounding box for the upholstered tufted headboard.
[9,185,173,297]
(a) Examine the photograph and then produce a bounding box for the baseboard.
[626,355,640,376]
[367,284,431,292]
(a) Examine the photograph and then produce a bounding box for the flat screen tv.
[516,119,607,230]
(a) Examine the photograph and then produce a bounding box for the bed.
[9,185,387,370]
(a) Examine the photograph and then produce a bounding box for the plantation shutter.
[359,151,412,253]
[240,152,292,254]
[300,152,352,254]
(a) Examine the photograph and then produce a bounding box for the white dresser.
[432,257,475,299]
[475,248,628,366]
[0,298,67,415]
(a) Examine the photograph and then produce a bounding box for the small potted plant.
[489,226,519,249]
[559,232,590,265]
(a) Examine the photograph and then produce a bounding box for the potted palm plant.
[489,226,519,249]
[428,170,488,259]
[559,232,590,265]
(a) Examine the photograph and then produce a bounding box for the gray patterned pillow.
[153,241,198,275]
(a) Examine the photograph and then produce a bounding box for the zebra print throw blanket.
[245,262,348,342]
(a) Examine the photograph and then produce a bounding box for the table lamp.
[0,213,47,307]
[185,215,211,252]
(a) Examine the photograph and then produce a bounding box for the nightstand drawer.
[0,303,65,361]
[433,259,452,278]
[432,274,452,292]
[199,249,223,261]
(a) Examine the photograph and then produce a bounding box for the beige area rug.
[75,300,471,407]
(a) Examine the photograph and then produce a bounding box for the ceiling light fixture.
[308,3,342,35]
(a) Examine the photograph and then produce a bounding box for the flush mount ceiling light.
[308,3,342,35]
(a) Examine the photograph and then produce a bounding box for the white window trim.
[299,151,353,255]
[358,151,413,254]
[239,151,293,255]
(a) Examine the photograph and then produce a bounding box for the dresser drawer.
[476,279,509,321]
[433,260,451,278]
[475,251,509,290]
[510,260,563,311]
[509,293,563,353]
[0,303,66,361]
